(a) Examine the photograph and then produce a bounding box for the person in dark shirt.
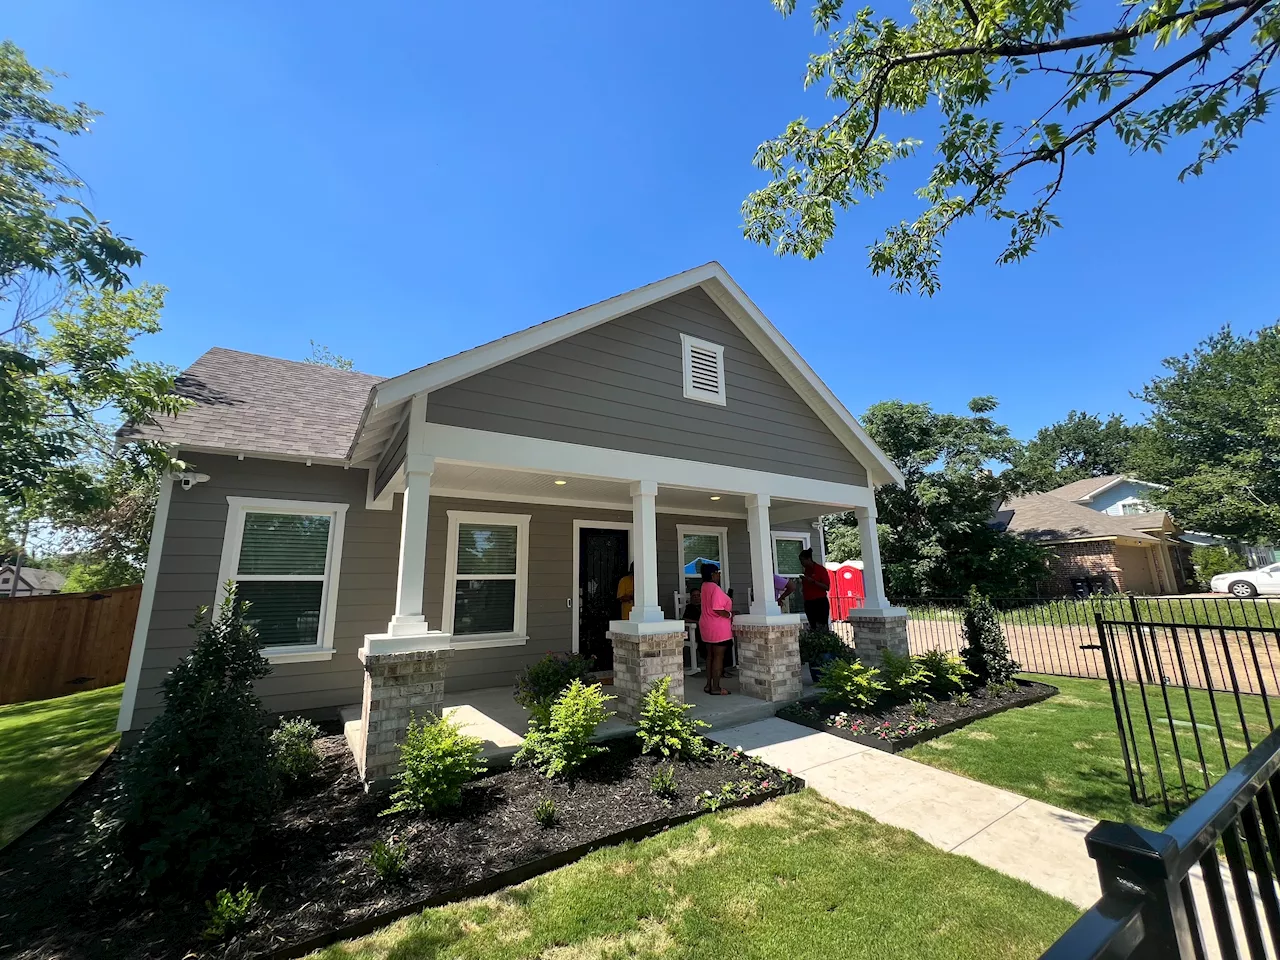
[799,549,831,631]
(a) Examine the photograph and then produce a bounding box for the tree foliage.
[303,339,355,370]
[1129,323,1280,541]
[1007,411,1141,492]
[744,0,1280,293]
[827,396,1047,597]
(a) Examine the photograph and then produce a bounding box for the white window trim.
[771,529,811,577]
[215,497,349,663]
[680,333,727,406]
[442,509,532,646]
[676,524,730,599]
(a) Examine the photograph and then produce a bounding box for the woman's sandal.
[704,687,730,696]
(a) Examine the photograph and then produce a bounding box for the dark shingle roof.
[121,348,382,462]
[995,493,1160,544]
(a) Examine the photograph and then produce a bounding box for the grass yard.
[311,791,1079,960]
[902,596,1280,630]
[0,684,122,848]
[904,673,1272,830]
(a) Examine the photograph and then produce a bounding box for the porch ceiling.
[429,462,830,520]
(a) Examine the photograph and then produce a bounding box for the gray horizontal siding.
[426,287,869,486]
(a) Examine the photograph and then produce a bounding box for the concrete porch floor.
[342,672,814,766]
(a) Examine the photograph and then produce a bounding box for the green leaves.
[743,0,1278,292]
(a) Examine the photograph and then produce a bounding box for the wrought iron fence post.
[1097,613,1141,804]
[1085,821,1196,960]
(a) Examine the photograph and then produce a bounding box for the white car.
[1211,563,1280,598]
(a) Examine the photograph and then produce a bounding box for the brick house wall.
[1038,540,1125,595]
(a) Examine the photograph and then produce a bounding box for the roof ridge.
[199,346,383,381]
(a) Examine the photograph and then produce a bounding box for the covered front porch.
[349,410,904,782]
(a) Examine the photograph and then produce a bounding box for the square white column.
[391,454,433,627]
[628,479,665,623]
[745,494,781,617]
[855,503,890,611]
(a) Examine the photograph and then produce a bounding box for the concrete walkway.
[709,717,1101,909]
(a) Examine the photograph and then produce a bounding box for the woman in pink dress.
[697,562,733,695]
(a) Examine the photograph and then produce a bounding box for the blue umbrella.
[683,557,719,576]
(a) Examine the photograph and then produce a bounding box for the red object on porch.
[826,562,865,620]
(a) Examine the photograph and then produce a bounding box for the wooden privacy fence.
[0,584,141,705]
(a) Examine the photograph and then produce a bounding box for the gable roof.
[1044,474,1166,503]
[994,493,1162,544]
[120,347,383,463]
[349,262,904,487]
[0,564,67,592]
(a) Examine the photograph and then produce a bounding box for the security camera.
[177,472,210,491]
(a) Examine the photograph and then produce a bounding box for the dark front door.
[578,528,629,671]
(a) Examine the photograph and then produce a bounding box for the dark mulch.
[778,679,1058,750]
[0,735,792,960]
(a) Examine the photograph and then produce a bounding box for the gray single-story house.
[116,262,907,781]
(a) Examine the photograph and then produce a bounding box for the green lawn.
[0,684,122,848]
[311,791,1079,960]
[903,597,1280,630]
[904,673,1272,830]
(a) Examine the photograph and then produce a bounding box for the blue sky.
[10,1,1279,442]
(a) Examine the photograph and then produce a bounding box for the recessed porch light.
[554,479,568,485]
[709,495,721,501]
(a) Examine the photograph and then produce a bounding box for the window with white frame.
[680,333,726,406]
[443,511,530,642]
[217,497,348,659]
[771,531,810,613]
[677,524,728,600]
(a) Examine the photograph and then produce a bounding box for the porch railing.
[1040,722,1280,959]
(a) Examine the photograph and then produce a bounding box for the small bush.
[368,840,408,882]
[637,676,708,760]
[203,885,261,942]
[101,587,279,889]
[916,649,975,697]
[955,691,972,708]
[909,698,931,719]
[384,713,487,815]
[534,798,558,828]
[960,587,1020,686]
[514,652,596,726]
[650,764,678,801]
[271,717,322,783]
[515,680,614,778]
[798,629,853,666]
[879,650,933,701]
[1192,545,1249,584]
[817,659,887,709]
[999,678,1021,696]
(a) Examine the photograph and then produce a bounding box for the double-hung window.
[442,510,530,645]
[217,497,348,662]
[677,524,729,600]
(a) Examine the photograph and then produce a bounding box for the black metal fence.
[1040,722,1280,960]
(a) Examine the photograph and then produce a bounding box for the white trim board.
[352,262,904,489]
[116,475,175,733]
[570,520,633,654]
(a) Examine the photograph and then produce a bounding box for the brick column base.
[356,646,454,783]
[847,612,910,665]
[735,622,802,702]
[608,630,685,721]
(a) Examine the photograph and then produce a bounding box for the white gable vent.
[680,333,726,406]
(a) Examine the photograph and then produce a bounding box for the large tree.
[1129,324,1280,541]
[1006,411,1141,493]
[827,396,1047,597]
[743,0,1279,293]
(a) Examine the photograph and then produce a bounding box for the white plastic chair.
[674,591,701,672]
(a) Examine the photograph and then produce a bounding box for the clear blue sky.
[10,1,1279,442]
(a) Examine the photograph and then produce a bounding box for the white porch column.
[391,453,433,628]
[628,480,664,623]
[854,504,890,610]
[745,494,781,617]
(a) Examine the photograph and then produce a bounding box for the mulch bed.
[0,735,795,960]
[778,679,1058,752]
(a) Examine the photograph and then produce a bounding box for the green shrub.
[101,587,279,889]
[368,839,408,882]
[797,629,853,665]
[879,650,933,700]
[515,680,614,778]
[384,713,487,815]
[909,698,931,719]
[514,652,596,726]
[637,676,708,760]
[534,798,558,827]
[916,648,975,697]
[1192,545,1248,584]
[960,587,1020,686]
[955,691,972,708]
[271,717,322,783]
[817,659,887,709]
[203,885,261,942]
[650,764,678,801]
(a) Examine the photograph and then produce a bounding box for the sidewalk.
[709,717,1100,908]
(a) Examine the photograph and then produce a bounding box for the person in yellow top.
[617,563,635,620]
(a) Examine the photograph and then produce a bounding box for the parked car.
[1211,563,1280,598]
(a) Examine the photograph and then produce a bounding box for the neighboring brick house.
[993,482,1189,596]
